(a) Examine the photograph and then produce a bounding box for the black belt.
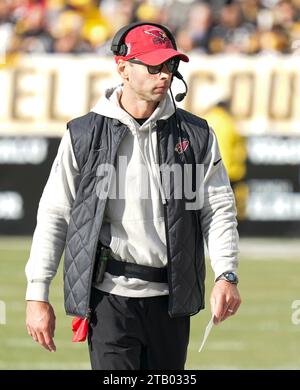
[106,257,168,283]
[93,246,168,284]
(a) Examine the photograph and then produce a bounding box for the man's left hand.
[210,280,241,324]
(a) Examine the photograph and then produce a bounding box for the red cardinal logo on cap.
[144,29,171,46]
[175,139,189,154]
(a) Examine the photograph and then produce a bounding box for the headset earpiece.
[117,44,128,56]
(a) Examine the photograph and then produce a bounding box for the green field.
[0,237,300,370]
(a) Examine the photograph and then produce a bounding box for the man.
[25,22,241,370]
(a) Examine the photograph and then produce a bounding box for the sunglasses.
[128,58,179,75]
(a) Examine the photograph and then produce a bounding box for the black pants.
[88,288,190,370]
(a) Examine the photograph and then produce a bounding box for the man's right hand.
[26,301,56,352]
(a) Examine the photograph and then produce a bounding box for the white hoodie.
[25,85,239,302]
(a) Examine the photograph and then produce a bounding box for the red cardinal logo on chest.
[175,139,189,154]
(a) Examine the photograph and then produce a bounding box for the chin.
[152,92,167,102]
[152,96,164,102]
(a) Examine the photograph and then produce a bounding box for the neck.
[119,88,159,119]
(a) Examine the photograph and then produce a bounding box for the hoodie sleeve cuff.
[25,282,50,302]
[213,263,238,281]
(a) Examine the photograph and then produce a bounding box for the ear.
[117,60,129,80]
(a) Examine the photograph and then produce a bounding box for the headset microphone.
[169,70,189,162]
[174,71,188,102]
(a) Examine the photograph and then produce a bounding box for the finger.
[217,304,230,322]
[30,330,39,343]
[26,325,32,337]
[216,297,236,321]
[36,332,52,352]
[44,333,56,352]
[222,301,240,321]
[222,308,233,321]
[26,324,38,341]
[228,300,241,316]
[213,296,226,324]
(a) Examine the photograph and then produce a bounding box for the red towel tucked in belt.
[72,317,88,342]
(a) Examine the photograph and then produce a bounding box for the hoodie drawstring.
[135,122,167,205]
[148,122,167,204]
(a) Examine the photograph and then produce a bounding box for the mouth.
[154,85,169,93]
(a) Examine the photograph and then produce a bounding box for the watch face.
[225,272,237,283]
[216,272,238,284]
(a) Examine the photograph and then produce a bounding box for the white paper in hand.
[198,314,215,352]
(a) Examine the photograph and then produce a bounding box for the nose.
[159,64,172,79]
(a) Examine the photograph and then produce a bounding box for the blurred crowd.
[1,0,300,56]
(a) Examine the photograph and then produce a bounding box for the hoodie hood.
[91,84,175,133]
[91,85,176,205]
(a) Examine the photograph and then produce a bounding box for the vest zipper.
[84,125,129,319]
[156,124,174,316]
[85,307,92,322]
[194,212,203,306]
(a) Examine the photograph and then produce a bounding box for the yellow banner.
[1,54,300,136]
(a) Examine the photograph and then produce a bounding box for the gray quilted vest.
[64,109,209,319]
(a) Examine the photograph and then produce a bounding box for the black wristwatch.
[215,271,239,285]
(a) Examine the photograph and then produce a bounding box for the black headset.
[111,21,177,57]
[111,22,190,162]
[111,21,188,102]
